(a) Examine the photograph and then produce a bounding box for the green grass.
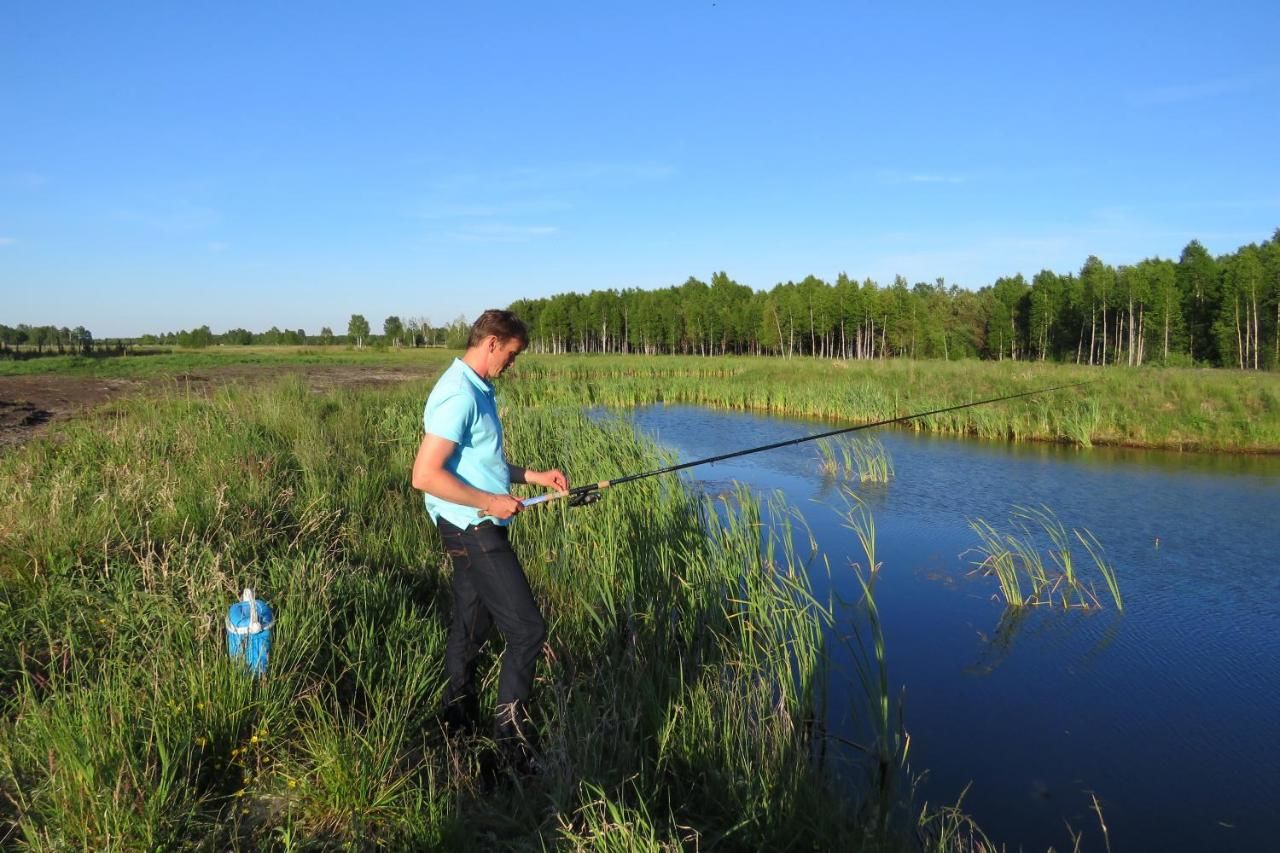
[0,349,1143,848]
[0,376,921,849]
[0,345,453,379]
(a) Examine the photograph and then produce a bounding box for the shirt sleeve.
[424,392,477,444]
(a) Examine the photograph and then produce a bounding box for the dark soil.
[0,365,436,453]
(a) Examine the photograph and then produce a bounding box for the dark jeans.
[437,517,547,736]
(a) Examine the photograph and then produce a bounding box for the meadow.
[2,346,1268,848]
[0,362,992,850]
[6,346,1275,452]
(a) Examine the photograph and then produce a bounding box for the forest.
[510,232,1280,369]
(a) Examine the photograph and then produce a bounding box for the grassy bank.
[509,354,1280,453]
[0,377,956,849]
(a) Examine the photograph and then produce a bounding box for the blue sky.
[3,1,1278,337]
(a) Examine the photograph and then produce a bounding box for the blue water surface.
[622,404,1280,853]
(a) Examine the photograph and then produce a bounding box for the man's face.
[487,336,526,377]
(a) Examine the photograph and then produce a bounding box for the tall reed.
[835,489,913,842]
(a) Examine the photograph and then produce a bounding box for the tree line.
[1,324,102,354]
[509,230,1280,369]
[134,314,474,349]
[1,315,475,354]
[9,230,1277,368]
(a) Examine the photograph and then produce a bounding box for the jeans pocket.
[469,522,509,555]
[437,520,467,559]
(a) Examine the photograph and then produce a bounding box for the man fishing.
[410,309,567,771]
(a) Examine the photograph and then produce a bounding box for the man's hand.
[482,494,524,520]
[527,468,569,492]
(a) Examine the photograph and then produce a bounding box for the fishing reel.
[568,490,603,508]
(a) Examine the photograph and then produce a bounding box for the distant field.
[0,348,455,451]
[0,346,455,378]
[3,346,1277,452]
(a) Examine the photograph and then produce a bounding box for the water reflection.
[965,607,1124,678]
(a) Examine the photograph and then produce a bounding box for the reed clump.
[966,505,1123,610]
[817,435,894,483]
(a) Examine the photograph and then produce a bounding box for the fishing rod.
[518,380,1094,512]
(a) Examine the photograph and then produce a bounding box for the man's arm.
[412,433,523,520]
[508,462,569,492]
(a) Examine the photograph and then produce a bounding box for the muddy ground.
[0,365,437,453]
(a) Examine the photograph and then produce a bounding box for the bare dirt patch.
[0,364,438,453]
[0,375,143,451]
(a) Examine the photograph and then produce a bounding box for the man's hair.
[467,309,529,348]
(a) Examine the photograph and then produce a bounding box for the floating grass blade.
[967,518,1024,607]
[1076,527,1123,611]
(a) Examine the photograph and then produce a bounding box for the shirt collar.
[454,358,494,395]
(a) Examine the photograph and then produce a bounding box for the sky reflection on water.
[619,404,1280,853]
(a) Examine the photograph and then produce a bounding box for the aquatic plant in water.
[816,435,894,484]
[966,505,1123,610]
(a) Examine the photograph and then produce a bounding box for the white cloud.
[451,223,559,243]
[873,169,969,186]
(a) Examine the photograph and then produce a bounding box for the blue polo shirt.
[422,358,512,529]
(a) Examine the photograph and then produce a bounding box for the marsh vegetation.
[3,347,1273,848]
[0,373,970,849]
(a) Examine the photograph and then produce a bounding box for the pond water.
[623,404,1280,852]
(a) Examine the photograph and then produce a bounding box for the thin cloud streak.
[427,161,675,195]
[872,169,969,186]
[3,172,47,188]
[0,237,16,246]
[908,174,966,184]
[411,199,570,220]
[504,161,675,190]
[111,202,221,235]
[1130,73,1266,106]
[447,223,559,243]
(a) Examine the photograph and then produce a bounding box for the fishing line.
[520,379,1095,511]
